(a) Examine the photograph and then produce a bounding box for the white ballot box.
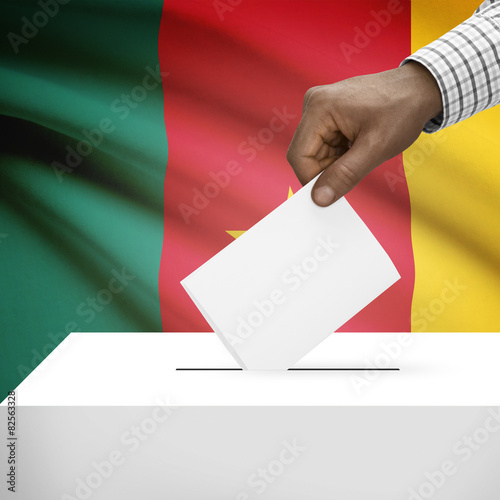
[2,332,500,500]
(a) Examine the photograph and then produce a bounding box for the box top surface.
[5,332,499,406]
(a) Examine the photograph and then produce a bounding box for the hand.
[286,62,443,206]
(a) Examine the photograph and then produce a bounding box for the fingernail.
[313,185,335,206]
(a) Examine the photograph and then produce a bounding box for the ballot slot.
[175,367,401,371]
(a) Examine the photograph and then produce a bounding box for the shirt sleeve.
[401,0,500,133]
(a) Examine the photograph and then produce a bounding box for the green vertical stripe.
[0,0,167,398]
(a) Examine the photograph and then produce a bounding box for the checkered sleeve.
[401,0,500,133]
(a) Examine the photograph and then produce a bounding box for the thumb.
[311,134,381,206]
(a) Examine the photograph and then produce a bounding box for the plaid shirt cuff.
[401,1,500,133]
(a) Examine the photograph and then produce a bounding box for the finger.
[311,134,381,206]
[286,117,342,185]
[315,136,349,160]
[317,146,349,169]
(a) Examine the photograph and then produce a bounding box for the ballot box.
[2,332,500,499]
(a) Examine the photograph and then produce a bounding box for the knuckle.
[334,160,360,189]
[303,86,323,107]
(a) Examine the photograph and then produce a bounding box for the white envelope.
[181,177,401,370]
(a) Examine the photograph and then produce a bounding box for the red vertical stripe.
[159,0,413,332]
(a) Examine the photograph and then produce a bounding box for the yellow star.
[226,187,294,239]
[226,230,247,239]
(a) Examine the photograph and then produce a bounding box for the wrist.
[398,61,443,124]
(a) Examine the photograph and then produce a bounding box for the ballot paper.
[181,177,401,370]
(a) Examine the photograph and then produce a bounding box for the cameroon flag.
[1,0,499,398]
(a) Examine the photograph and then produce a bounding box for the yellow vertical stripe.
[407,0,500,331]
